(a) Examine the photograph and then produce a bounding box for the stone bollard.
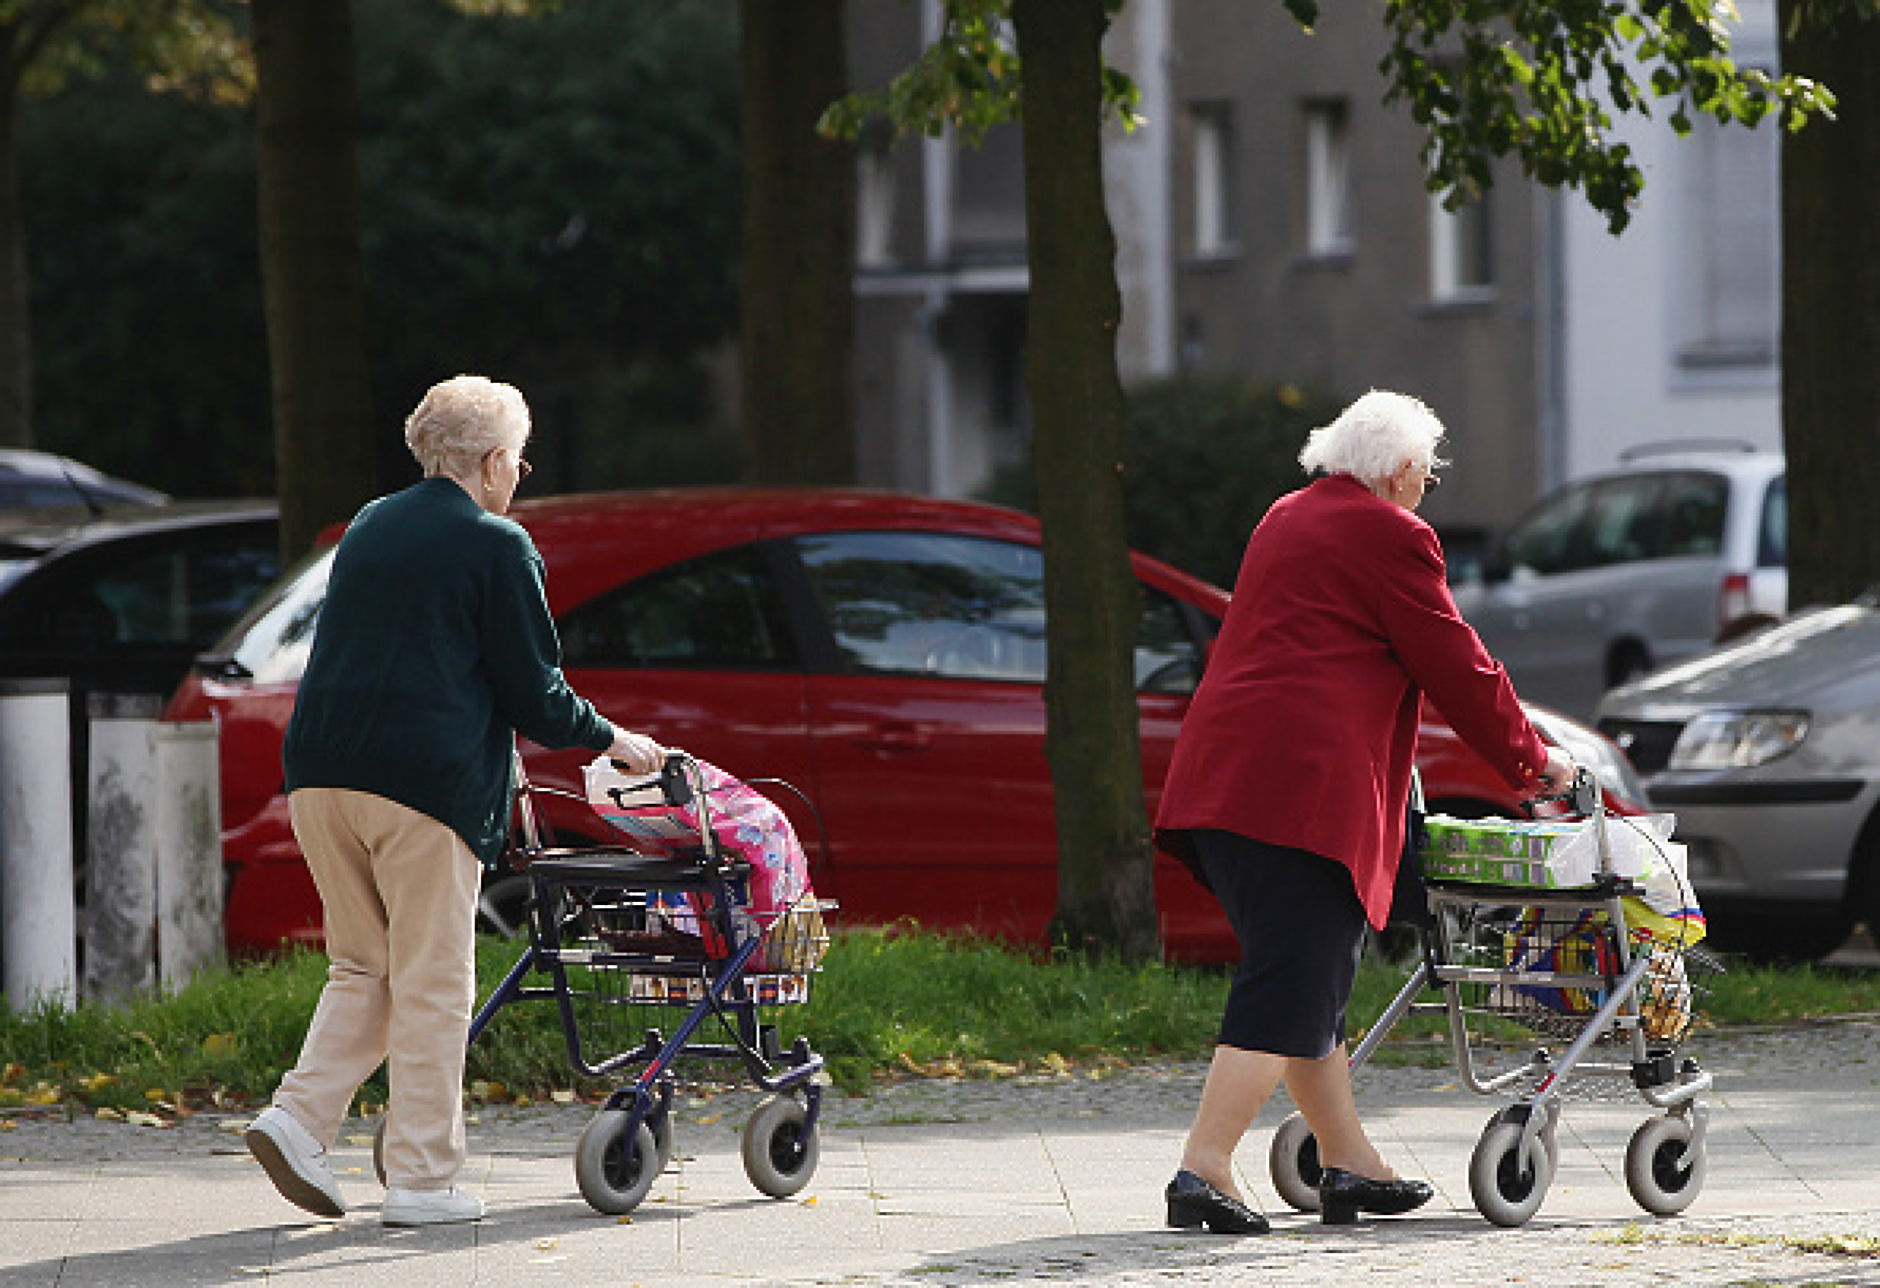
[83,697,225,1001]
[0,680,77,1010]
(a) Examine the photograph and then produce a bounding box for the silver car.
[1455,446,1786,722]
[1594,598,1880,960]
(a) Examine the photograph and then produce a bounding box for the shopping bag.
[583,756,821,971]
[1420,812,1675,888]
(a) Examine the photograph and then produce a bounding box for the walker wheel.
[1469,1118,1555,1227]
[1267,1111,1323,1212]
[741,1094,819,1199]
[1624,1114,1706,1216]
[575,1110,661,1215]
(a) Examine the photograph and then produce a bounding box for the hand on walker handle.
[1534,747,1576,795]
[607,727,666,775]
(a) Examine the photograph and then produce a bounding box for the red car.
[165,487,1645,962]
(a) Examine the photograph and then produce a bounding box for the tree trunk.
[253,0,375,558]
[738,0,857,484]
[1779,2,1880,608]
[0,83,30,447]
[1011,0,1158,961]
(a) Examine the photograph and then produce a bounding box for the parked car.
[1596,596,1880,960]
[0,448,169,511]
[164,487,1644,961]
[1453,444,1786,721]
[0,501,280,701]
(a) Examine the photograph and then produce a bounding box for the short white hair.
[1298,390,1449,485]
[404,375,530,478]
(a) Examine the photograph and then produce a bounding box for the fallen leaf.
[126,1111,166,1129]
[550,1090,576,1105]
[535,1238,559,1251]
[95,1107,126,1122]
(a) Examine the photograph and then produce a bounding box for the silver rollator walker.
[1268,769,1717,1227]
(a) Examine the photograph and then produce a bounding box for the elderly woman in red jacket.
[1155,390,1574,1234]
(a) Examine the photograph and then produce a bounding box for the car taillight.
[1719,572,1751,627]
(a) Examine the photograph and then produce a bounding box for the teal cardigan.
[284,478,613,866]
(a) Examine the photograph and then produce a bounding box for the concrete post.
[154,720,224,989]
[0,681,77,1009]
[82,697,160,1002]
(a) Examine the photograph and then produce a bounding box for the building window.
[1429,188,1494,299]
[1303,99,1352,256]
[1189,101,1235,257]
[1673,108,1778,371]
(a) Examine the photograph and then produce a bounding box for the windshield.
[212,546,334,684]
[0,553,36,594]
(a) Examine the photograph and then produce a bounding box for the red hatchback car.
[165,487,1643,962]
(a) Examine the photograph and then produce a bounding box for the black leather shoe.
[1165,1169,1270,1234]
[1318,1167,1434,1225]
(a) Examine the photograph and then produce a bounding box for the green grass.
[1,928,1874,1116]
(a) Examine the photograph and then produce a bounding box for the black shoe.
[1164,1169,1270,1235]
[1318,1167,1434,1225]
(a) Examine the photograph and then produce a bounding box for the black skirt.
[1192,828,1368,1059]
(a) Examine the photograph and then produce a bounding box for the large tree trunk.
[1012,0,1158,961]
[0,84,30,447]
[738,0,856,484]
[253,0,375,557]
[1779,2,1880,608]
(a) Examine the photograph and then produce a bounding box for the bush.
[980,375,1344,587]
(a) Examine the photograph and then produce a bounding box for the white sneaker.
[381,1186,485,1227]
[245,1106,347,1218]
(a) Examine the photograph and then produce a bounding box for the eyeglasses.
[484,447,532,480]
[1424,472,1441,489]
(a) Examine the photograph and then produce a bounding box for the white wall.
[1556,0,1782,482]
[1102,0,1177,382]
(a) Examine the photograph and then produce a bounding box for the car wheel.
[1606,642,1653,690]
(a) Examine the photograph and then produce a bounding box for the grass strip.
[1,928,1874,1116]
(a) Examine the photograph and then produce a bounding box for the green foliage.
[819,0,1141,144]
[21,0,743,499]
[1374,0,1840,233]
[981,375,1342,588]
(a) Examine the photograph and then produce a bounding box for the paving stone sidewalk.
[4,1018,1878,1286]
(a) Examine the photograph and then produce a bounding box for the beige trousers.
[274,788,482,1190]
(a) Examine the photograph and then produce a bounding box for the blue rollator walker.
[1265,769,1717,1227]
[375,751,833,1216]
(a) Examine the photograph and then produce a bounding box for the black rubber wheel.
[1625,1114,1706,1216]
[740,1095,819,1199]
[575,1110,660,1215]
[1469,1119,1554,1227]
[1267,1111,1323,1212]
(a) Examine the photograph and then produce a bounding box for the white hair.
[1298,390,1449,485]
[404,375,530,478]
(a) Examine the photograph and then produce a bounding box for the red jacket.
[1154,474,1549,929]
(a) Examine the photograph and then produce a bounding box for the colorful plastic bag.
[582,756,822,972]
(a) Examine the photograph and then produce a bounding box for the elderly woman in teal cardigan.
[246,375,665,1228]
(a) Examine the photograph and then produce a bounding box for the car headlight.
[1668,710,1810,770]
[1526,709,1650,808]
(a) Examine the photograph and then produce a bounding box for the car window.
[223,547,334,684]
[560,545,794,669]
[1579,475,1666,566]
[1758,475,1785,567]
[794,530,1206,692]
[1504,482,1596,575]
[8,528,279,652]
[1655,471,1728,558]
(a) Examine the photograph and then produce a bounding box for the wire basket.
[1443,902,1720,1046]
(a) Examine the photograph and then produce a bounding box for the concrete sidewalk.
[2,1021,1877,1287]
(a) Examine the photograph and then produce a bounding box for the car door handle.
[855,721,931,753]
